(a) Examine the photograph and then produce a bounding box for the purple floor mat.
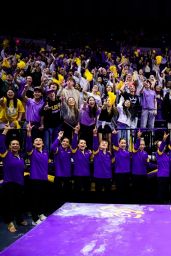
[1,203,171,256]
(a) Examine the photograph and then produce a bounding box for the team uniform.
[156,140,171,203]
[93,135,113,192]
[51,137,72,203]
[132,137,149,203]
[71,133,92,192]
[0,134,25,226]
[26,135,48,223]
[112,133,131,202]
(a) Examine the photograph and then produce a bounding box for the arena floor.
[1,202,171,255]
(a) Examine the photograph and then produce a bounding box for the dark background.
[1,0,171,47]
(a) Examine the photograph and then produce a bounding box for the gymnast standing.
[71,125,92,194]
[155,131,170,203]
[26,122,49,225]
[51,131,72,205]
[92,128,113,195]
[0,123,27,232]
[112,129,131,203]
[131,130,149,203]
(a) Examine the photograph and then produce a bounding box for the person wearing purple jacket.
[93,128,113,193]
[131,130,149,203]
[155,132,170,203]
[140,79,157,129]
[0,123,27,233]
[22,85,45,140]
[51,131,72,204]
[79,96,100,149]
[26,122,48,225]
[71,125,92,193]
[112,129,131,203]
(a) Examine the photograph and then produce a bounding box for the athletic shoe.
[32,219,42,226]
[39,214,47,221]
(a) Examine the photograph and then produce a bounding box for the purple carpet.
[1,203,171,256]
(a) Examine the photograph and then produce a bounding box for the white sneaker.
[32,219,42,226]
[39,214,47,221]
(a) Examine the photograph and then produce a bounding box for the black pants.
[131,175,148,203]
[73,176,91,203]
[54,176,72,192]
[2,182,25,224]
[95,178,112,192]
[29,179,48,222]
[54,176,72,204]
[157,177,170,203]
[74,176,91,192]
[114,173,131,203]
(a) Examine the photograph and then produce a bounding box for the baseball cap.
[34,87,43,93]
[46,88,55,94]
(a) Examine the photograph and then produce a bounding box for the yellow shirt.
[2,97,25,123]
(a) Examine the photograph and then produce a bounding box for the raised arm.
[93,128,99,154]
[111,129,119,151]
[158,132,169,154]
[0,123,11,158]
[71,125,80,153]
[133,130,142,152]
[21,84,29,102]
[51,131,64,154]
[26,122,34,155]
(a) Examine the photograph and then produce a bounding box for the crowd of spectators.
[1,36,171,232]
[0,37,171,152]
